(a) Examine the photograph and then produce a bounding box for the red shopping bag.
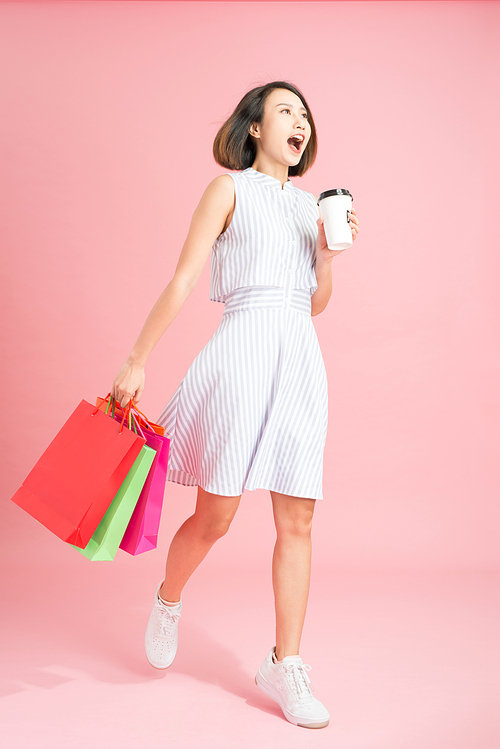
[119,413,170,555]
[11,400,145,548]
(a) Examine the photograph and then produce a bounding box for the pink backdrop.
[2,1,499,573]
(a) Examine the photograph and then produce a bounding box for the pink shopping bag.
[119,425,170,555]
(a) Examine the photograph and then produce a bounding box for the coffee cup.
[317,189,353,250]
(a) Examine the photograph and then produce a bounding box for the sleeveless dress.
[156,167,328,499]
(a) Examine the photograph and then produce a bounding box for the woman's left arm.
[310,206,359,316]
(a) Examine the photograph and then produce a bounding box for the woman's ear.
[249,122,260,139]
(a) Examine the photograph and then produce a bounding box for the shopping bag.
[93,397,170,555]
[71,443,156,561]
[120,421,170,556]
[11,400,145,548]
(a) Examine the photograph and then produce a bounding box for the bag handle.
[93,392,122,416]
[92,393,136,435]
[128,409,146,440]
[127,400,156,433]
[93,393,159,440]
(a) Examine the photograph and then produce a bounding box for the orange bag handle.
[92,393,132,435]
[94,393,161,437]
[128,401,156,432]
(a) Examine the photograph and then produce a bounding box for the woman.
[112,81,359,729]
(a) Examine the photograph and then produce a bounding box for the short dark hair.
[213,81,317,177]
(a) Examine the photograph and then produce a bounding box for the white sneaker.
[255,647,330,729]
[145,583,182,669]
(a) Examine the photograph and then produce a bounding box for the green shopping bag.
[71,444,156,561]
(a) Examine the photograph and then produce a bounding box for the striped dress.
[157,167,328,499]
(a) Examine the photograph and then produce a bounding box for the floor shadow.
[1,580,272,712]
[245,689,287,721]
[157,621,255,697]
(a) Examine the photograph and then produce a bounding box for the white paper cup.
[317,189,353,250]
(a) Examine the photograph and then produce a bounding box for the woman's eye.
[281,108,308,119]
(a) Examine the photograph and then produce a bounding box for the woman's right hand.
[111,358,145,409]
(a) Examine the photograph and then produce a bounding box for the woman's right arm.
[111,174,235,408]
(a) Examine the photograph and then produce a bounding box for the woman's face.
[250,88,312,168]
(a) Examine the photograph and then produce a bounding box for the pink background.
[1,3,499,747]
[2,0,499,570]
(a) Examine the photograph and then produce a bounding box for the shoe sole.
[255,671,330,729]
[146,653,175,670]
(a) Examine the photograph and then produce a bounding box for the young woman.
[111,81,359,729]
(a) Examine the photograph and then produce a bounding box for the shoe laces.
[283,661,314,701]
[155,601,181,637]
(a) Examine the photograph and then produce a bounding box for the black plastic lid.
[317,189,353,204]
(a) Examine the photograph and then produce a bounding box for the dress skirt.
[156,286,328,499]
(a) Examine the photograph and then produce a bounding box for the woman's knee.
[197,514,234,542]
[272,494,316,539]
[277,514,314,540]
[194,488,241,542]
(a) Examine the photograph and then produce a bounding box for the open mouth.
[287,135,305,154]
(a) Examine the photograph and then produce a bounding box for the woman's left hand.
[316,208,360,262]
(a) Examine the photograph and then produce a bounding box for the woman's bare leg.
[270,492,316,661]
[159,486,241,602]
